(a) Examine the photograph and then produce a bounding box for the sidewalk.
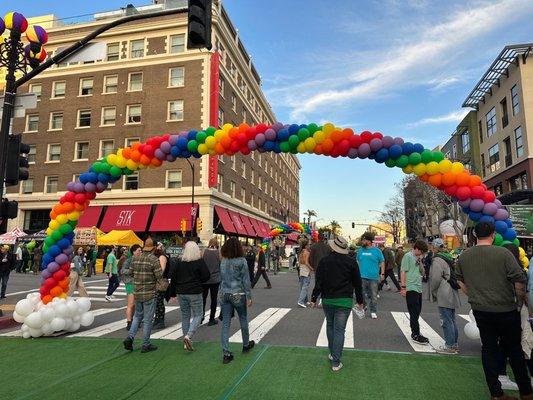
[2,337,499,399]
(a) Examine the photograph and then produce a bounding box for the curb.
[0,313,18,330]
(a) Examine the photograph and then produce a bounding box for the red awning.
[262,221,272,236]
[239,215,256,237]
[227,210,247,236]
[249,218,264,238]
[100,205,152,232]
[149,203,199,232]
[77,206,103,228]
[214,206,237,234]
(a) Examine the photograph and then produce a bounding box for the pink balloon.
[348,148,358,159]
[264,129,276,141]
[255,133,266,146]
[248,140,257,151]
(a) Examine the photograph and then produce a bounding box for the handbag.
[156,278,169,292]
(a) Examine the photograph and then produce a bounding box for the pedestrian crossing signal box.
[196,218,203,233]
[180,218,187,234]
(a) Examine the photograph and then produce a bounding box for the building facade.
[441,111,481,176]
[6,1,300,243]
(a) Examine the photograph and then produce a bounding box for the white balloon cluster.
[464,309,480,340]
[13,293,94,338]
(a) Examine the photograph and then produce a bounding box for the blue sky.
[3,0,533,239]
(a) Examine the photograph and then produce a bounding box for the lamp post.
[185,158,196,239]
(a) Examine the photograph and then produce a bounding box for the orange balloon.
[441,172,456,186]
[220,136,232,149]
[342,128,354,140]
[42,295,53,304]
[122,148,132,159]
[74,202,86,211]
[456,172,471,187]
[131,150,141,162]
[214,143,225,154]
[229,127,239,138]
[62,202,75,213]
[322,138,334,152]
[468,175,482,187]
[419,174,429,182]
[53,204,64,214]
[151,158,162,167]
[314,145,323,155]
[132,142,141,150]
[238,123,249,133]
[59,278,69,290]
[50,286,63,297]
[428,174,442,187]
[140,155,151,165]
[49,211,57,220]
[330,130,343,143]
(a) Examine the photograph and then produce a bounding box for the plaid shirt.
[131,252,163,302]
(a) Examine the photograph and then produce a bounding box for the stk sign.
[117,210,136,227]
[100,205,151,232]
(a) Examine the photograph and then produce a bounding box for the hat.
[432,238,445,248]
[361,232,374,242]
[328,236,349,255]
[143,238,155,251]
[1,245,9,250]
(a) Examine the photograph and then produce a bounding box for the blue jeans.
[128,297,156,347]
[220,294,249,355]
[178,293,204,338]
[323,304,351,367]
[362,279,378,313]
[439,306,458,348]
[298,276,311,304]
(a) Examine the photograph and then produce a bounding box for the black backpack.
[434,254,461,290]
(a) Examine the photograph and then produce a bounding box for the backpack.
[434,254,460,290]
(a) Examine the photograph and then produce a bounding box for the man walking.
[311,236,364,372]
[456,222,533,400]
[395,245,405,282]
[245,245,256,283]
[400,239,429,345]
[309,233,331,271]
[123,238,163,353]
[252,247,272,289]
[105,247,120,301]
[356,232,384,319]
[378,244,401,292]
[0,245,14,299]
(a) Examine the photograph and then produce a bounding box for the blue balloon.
[368,153,376,160]
[277,129,290,141]
[468,212,482,221]
[108,175,120,183]
[42,253,54,266]
[171,145,180,157]
[462,207,471,214]
[413,143,425,154]
[177,136,189,150]
[273,142,281,153]
[288,124,300,135]
[87,172,98,184]
[506,220,513,228]
[187,130,197,140]
[79,173,90,184]
[181,150,191,158]
[56,238,71,250]
[389,144,403,159]
[503,229,517,241]
[375,148,389,163]
[65,232,75,241]
[193,153,202,158]
[264,141,275,151]
[48,245,61,257]
[402,142,415,156]
[495,220,508,234]
[479,215,495,224]
[97,173,110,185]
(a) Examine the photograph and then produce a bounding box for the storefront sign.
[507,205,533,238]
[208,51,220,188]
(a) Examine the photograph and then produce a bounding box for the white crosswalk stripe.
[230,308,291,344]
[316,311,354,348]
[391,312,445,352]
[152,307,220,340]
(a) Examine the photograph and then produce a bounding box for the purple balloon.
[381,136,394,148]
[257,147,266,153]
[55,253,68,265]
[41,269,51,279]
[358,143,371,158]
[96,182,107,193]
[84,182,97,193]
[255,133,266,146]
[264,129,277,141]
[66,181,76,192]
[272,122,284,132]
[483,202,498,216]
[348,148,358,159]
[166,154,177,162]
[458,199,471,208]
[63,246,74,256]
[73,182,85,193]
[469,199,485,212]
[248,140,257,151]
[494,199,502,208]
[160,141,171,153]
[169,135,179,146]
[47,262,60,273]
[369,138,383,152]
[393,137,405,146]
[494,208,509,221]
[154,149,166,160]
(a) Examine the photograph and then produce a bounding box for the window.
[166,170,182,188]
[242,161,246,178]
[45,176,59,193]
[219,76,225,97]
[168,100,184,121]
[478,120,483,144]
[241,188,246,203]
[231,93,236,111]
[47,144,61,162]
[27,145,36,163]
[130,39,144,58]
[250,169,254,184]
[461,131,470,154]
[103,75,118,93]
[500,97,508,128]
[50,112,63,130]
[452,144,457,159]
[77,109,91,128]
[106,42,120,61]
[125,137,140,147]
[126,105,142,124]
[504,137,512,167]
[29,83,41,101]
[25,114,39,132]
[218,173,223,191]
[488,144,500,173]
[128,72,143,91]
[258,175,262,190]
[515,126,524,158]
[52,81,66,98]
[21,179,33,194]
[79,78,93,96]
[481,154,486,178]
[218,108,224,127]
[510,172,528,191]
[230,181,236,197]
[101,107,116,126]
[75,142,89,160]
[100,140,114,158]
[231,155,236,170]
[258,197,262,211]
[511,85,520,115]
[124,172,139,190]
[170,34,185,53]
[486,107,496,137]
[242,108,247,123]
[169,67,184,87]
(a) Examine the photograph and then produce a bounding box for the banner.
[506,205,533,238]
[74,227,97,246]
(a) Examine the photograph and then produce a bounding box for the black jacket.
[0,252,14,274]
[169,258,210,295]
[311,252,363,304]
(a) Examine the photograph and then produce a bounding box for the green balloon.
[196,132,207,144]
[187,140,198,152]
[297,128,310,141]
[513,238,520,246]
[290,148,298,154]
[43,244,49,253]
[44,237,56,247]
[421,149,433,164]
[288,135,300,149]
[408,152,422,165]
[433,151,444,163]
[205,126,216,136]
[100,162,111,174]
[396,155,409,168]
[280,142,291,153]
[501,240,512,247]
[92,162,102,174]
[59,223,73,235]
[69,220,78,229]
[307,123,319,134]
[385,158,396,168]
[123,168,133,176]
[110,166,122,177]
[493,233,503,246]
[51,230,63,241]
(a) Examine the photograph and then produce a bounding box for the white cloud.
[406,110,469,128]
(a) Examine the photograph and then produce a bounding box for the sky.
[2,0,533,239]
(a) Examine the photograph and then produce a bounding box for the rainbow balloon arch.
[261,222,319,251]
[13,121,521,337]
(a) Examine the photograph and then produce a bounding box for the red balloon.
[349,134,362,148]
[444,185,458,196]
[255,123,268,133]
[330,147,340,157]
[53,270,67,281]
[74,193,86,204]
[237,133,247,145]
[338,140,350,156]
[470,185,485,199]
[60,263,70,272]
[230,141,240,153]
[360,131,373,143]
[86,192,96,200]
[40,286,50,296]
[245,127,256,139]
[372,132,383,139]
[482,184,487,190]
[59,196,67,204]
[483,191,496,203]
[240,147,251,155]
[65,191,76,202]
[44,277,57,289]
[456,186,471,201]
[143,145,154,157]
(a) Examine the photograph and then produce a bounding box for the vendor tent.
[19,229,47,242]
[0,227,27,244]
[97,230,143,247]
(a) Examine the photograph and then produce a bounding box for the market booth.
[0,227,27,245]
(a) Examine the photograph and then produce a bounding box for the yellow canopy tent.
[97,230,143,247]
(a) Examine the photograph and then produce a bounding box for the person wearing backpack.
[429,238,461,355]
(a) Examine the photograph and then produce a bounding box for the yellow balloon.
[56,214,68,225]
[198,143,209,155]
[59,293,67,299]
[413,163,427,176]
[126,159,138,171]
[403,165,413,174]
[313,130,325,144]
[116,149,123,157]
[67,211,80,221]
[304,137,316,152]
[450,161,464,174]
[107,153,117,166]
[115,155,127,169]
[438,159,453,174]
[138,163,147,170]
[222,123,233,132]
[297,142,306,153]
[49,220,60,230]
[205,136,217,149]
[214,129,225,140]
[46,228,53,236]
[323,123,335,135]
[519,246,526,258]
[426,161,439,175]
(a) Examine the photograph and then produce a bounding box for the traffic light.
[187,0,212,50]
[1,200,18,219]
[180,218,187,233]
[5,134,30,187]
[196,217,203,233]
[352,222,355,229]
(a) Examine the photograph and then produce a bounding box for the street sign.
[507,205,533,238]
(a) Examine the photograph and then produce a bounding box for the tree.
[329,220,341,237]
[378,196,404,244]
[304,209,317,224]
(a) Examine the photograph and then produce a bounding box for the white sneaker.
[377,294,380,299]
[354,307,365,320]
[498,375,518,391]
[371,313,377,319]
[105,295,111,302]
[331,363,343,372]
[328,354,333,361]
[385,284,391,291]
[297,302,307,308]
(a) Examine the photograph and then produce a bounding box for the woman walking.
[68,247,88,297]
[219,237,255,364]
[170,241,210,351]
[202,238,221,326]
[297,242,312,308]
[153,242,169,329]
[121,244,142,331]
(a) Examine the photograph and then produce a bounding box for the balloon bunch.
[260,222,319,251]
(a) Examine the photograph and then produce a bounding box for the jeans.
[106,274,120,296]
[474,310,532,397]
[378,269,400,291]
[297,276,311,304]
[128,297,157,347]
[362,279,378,313]
[220,295,249,355]
[0,270,10,297]
[202,283,220,322]
[438,307,458,347]
[406,291,422,336]
[252,269,271,288]
[15,260,22,273]
[178,293,203,339]
[323,304,351,367]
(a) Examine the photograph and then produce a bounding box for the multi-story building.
[441,111,481,176]
[6,1,301,244]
